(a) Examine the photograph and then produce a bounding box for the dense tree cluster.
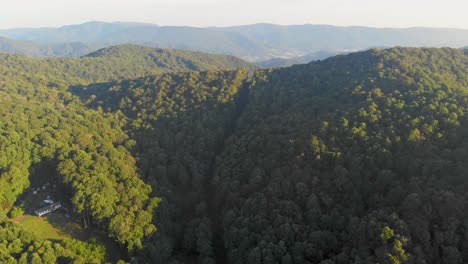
[3,46,468,263]
[0,46,254,262]
[212,48,468,264]
[0,61,159,255]
[78,47,468,263]
[75,69,250,263]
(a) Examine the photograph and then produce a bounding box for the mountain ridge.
[0,44,258,83]
[1,46,468,263]
[2,22,468,62]
[69,47,468,263]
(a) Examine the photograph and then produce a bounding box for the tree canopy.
[3,47,468,263]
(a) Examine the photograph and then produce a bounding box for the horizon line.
[1,20,468,31]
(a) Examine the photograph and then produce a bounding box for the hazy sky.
[1,0,467,29]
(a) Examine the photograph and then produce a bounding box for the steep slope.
[73,69,251,263]
[75,48,468,263]
[213,47,468,264]
[0,48,256,263]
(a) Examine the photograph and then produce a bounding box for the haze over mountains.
[2,21,468,65]
[3,10,468,262]
[0,36,97,57]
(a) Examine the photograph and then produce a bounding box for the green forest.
[2,46,468,264]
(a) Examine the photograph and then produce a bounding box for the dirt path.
[12,214,30,223]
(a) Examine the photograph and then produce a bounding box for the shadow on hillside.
[69,74,252,263]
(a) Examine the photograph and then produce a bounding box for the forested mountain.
[3,47,468,263]
[0,22,264,59]
[0,47,254,263]
[69,47,468,263]
[0,45,256,83]
[84,45,258,73]
[2,22,468,61]
[208,48,468,264]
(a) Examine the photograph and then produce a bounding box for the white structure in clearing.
[35,202,62,217]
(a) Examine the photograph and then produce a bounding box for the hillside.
[0,47,255,263]
[71,47,468,263]
[211,48,468,264]
[0,45,257,84]
[3,22,468,61]
[0,36,45,56]
[84,45,258,72]
[0,59,157,262]
[2,47,468,263]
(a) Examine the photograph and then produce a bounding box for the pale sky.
[0,0,467,29]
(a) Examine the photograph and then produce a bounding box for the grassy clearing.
[13,213,122,262]
[15,214,70,241]
[13,212,92,242]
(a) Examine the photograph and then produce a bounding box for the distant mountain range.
[0,36,98,57]
[2,21,468,64]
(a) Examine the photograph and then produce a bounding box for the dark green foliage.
[4,46,468,263]
[211,48,468,264]
[76,47,468,263]
[76,69,250,262]
[0,47,256,262]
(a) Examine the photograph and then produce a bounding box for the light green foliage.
[0,219,106,263]
[8,206,24,219]
[3,46,468,264]
[381,226,395,241]
[0,46,255,262]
